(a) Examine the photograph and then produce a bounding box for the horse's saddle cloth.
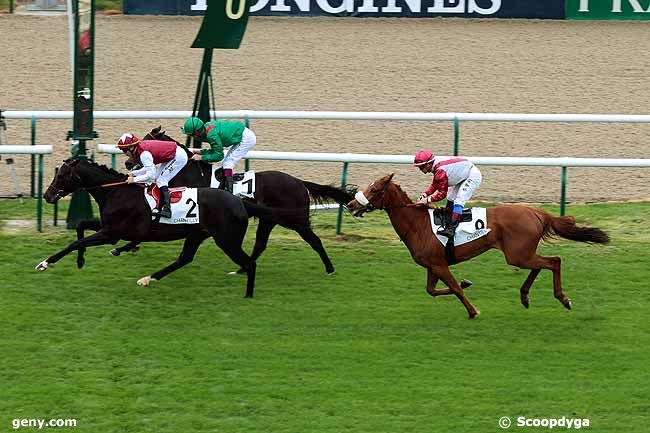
[144,185,200,224]
[210,166,256,199]
[429,207,491,247]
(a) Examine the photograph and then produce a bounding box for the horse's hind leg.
[139,232,210,286]
[506,253,570,310]
[296,226,335,274]
[433,265,480,319]
[519,269,541,309]
[110,241,141,257]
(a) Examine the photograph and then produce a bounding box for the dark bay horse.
[78,127,355,274]
[40,157,306,298]
[347,174,610,319]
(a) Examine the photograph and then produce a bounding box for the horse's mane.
[389,181,414,205]
[68,157,127,180]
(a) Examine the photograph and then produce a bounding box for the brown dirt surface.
[2,15,650,203]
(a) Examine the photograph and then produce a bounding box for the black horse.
[78,127,355,274]
[40,157,306,297]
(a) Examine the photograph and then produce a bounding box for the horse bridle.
[51,160,133,200]
[355,179,420,213]
[354,179,391,212]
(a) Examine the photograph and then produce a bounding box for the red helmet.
[116,133,140,152]
[413,150,434,166]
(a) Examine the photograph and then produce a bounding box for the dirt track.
[2,15,650,203]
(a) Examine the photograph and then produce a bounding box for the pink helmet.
[413,150,434,166]
[116,133,140,152]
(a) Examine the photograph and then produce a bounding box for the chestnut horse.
[347,174,610,319]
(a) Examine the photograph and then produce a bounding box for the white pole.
[67,0,75,85]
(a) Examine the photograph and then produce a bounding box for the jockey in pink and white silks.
[116,133,189,221]
[413,150,482,238]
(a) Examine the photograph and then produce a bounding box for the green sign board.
[567,0,650,20]
[192,0,250,49]
[72,0,96,138]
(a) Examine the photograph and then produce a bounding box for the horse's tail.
[302,181,357,206]
[543,213,610,244]
[242,201,309,229]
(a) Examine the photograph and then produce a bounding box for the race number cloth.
[429,207,491,247]
[144,186,200,224]
[210,166,256,199]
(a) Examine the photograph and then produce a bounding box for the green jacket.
[199,120,245,162]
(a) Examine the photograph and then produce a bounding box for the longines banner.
[566,0,650,20]
[124,0,565,18]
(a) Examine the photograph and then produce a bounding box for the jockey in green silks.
[180,117,257,194]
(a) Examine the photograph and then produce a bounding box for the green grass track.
[1,199,649,432]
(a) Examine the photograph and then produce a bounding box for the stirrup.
[437,226,455,238]
[160,206,172,219]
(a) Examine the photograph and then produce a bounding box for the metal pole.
[30,116,36,198]
[336,162,349,235]
[453,116,460,156]
[53,167,59,226]
[37,154,44,232]
[560,166,567,216]
[244,115,251,171]
[9,0,14,14]
[111,154,116,169]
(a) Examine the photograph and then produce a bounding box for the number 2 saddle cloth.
[144,185,200,225]
[429,207,491,247]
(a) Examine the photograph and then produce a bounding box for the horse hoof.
[326,269,336,276]
[460,279,472,289]
[137,276,156,286]
[564,299,572,310]
[109,249,121,256]
[131,245,140,254]
[77,259,85,269]
[469,309,480,319]
[521,298,530,309]
[35,260,49,271]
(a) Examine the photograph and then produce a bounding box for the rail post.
[336,162,349,235]
[453,116,460,156]
[30,116,36,197]
[37,154,44,232]
[560,166,567,216]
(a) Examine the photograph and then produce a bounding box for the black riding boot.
[152,186,172,220]
[437,218,459,238]
[224,175,234,194]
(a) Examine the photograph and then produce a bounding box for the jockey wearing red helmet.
[116,133,188,221]
[413,149,482,238]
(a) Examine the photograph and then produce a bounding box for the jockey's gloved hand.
[418,193,428,201]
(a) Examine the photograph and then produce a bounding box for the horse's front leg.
[36,230,118,271]
[425,267,472,297]
[75,219,102,269]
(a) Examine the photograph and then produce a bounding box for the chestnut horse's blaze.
[347,174,610,319]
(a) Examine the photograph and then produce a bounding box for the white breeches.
[222,128,256,170]
[446,166,482,206]
[156,147,188,187]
